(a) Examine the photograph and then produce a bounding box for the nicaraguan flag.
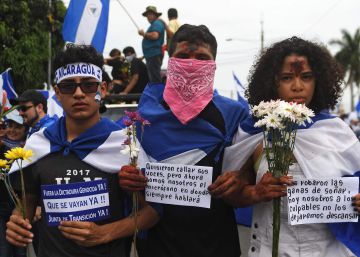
[62,0,110,53]
[223,112,360,255]
[39,88,64,118]
[232,71,249,109]
[10,117,148,174]
[0,68,18,105]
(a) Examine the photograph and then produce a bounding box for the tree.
[0,0,66,93]
[330,28,360,110]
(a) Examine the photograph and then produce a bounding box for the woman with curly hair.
[221,37,360,256]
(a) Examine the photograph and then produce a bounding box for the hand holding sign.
[59,221,109,247]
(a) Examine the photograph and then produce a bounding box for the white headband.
[55,62,102,84]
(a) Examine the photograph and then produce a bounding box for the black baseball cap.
[10,89,47,109]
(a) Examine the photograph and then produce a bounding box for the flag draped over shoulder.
[62,0,110,53]
[10,117,148,174]
[223,112,360,255]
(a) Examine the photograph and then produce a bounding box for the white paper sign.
[145,162,213,208]
[287,178,359,225]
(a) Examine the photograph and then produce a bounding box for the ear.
[100,81,107,99]
[54,85,62,102]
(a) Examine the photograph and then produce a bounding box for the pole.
[115,0,140,30]
[47,0,52,89]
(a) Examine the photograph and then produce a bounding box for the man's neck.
[65,114,100,142]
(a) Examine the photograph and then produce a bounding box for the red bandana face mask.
[163,57,216,125]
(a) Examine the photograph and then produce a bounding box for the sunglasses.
[17,105,34,112]
[57,81,100,94]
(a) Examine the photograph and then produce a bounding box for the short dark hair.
[123,46,136,56]
[53,44,104,71]
[246,37,343,113]
[109,48,121,57]
[168,8,178,19]
[10,89,48,113]
[168,24,217,59]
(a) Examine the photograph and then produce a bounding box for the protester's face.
[0,122,7,138]
[277,55,315,106]
[18,101,39,127]
[55,76,106,122]
[6,121,26,141]
[146,12,157,23]
[171,41,214,61]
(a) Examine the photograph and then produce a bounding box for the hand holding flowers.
[120,111,149,256]
[252,100,314,257]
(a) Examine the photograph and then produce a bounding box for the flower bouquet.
[0,147,33,219]
[252,100,314,257]
[121,111,149,256]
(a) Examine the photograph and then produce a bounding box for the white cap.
[5,110,24,125]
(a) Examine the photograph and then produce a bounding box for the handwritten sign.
[287,178,359,225]
[145,162,213,208]
[41,179,110,226]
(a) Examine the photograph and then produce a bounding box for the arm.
[6,194,38,247]
[121,74,139,95]
[138,29,160,40]
[158,18,174,39]
[208,145,293,207]
[58,196,159,247]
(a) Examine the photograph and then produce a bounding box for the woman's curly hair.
[246,37,343,113]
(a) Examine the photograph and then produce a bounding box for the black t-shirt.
[137,101,241,257]
[16,151,126,257]
[128,58,149,94]
[107,58,128,81]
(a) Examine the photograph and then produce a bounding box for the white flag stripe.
[43,192,109,213]
[75,0,102,45]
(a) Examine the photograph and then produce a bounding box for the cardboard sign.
[41,179,110,226]
[287,178,359,225]
[145,162,213,208]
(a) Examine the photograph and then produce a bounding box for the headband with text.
[55,63,102,84]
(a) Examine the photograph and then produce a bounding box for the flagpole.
[47,0,52,89]
[115,0,140,30]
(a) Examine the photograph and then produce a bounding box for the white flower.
[263,113,284,130]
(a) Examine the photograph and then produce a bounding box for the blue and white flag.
[355,99,360,114]
[223,112,360,255]
[39,88,64,118]
[0,68,18,105]
[62,0,110,53]
[10,117,148,173]
[232,71,249,109]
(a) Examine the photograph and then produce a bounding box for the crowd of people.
[0,4,360,257]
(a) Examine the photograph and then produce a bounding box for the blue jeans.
[0,216,26,257]
[145,55,163,83]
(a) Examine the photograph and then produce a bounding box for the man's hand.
[138,29,145,36]
[6,213,33,247]
[208,171,242,199]
[352,193,360,214]
[33,206,42,222]
[58,221,108,247]
[118,165,147,192]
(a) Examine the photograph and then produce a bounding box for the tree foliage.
[330,28,360,110]
[0,0,66,93]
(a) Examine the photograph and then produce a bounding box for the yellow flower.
[0,159,10,170]
[5,147,33,161]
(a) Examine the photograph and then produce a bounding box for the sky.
[63,0,360,111]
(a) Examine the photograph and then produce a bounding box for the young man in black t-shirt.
[121,46,149,95]
[6,44,158,257]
